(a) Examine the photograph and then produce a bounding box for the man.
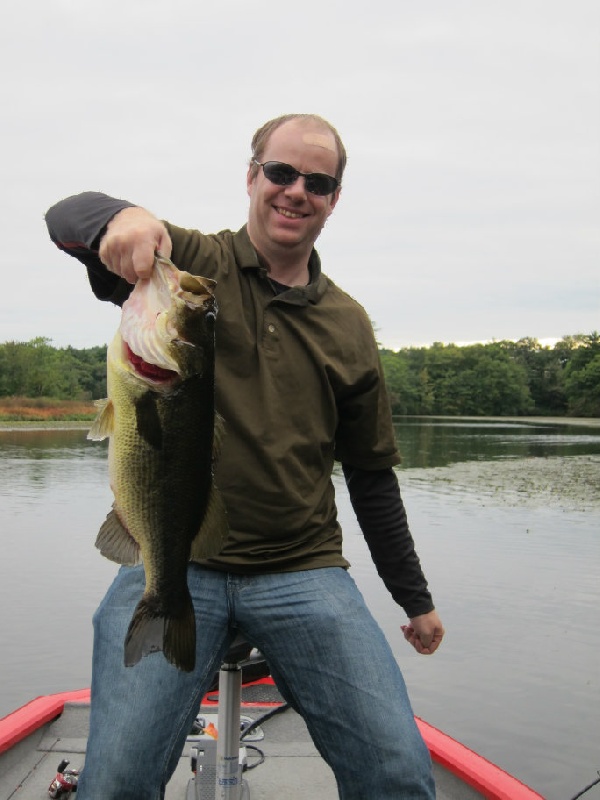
[46,113,444,799]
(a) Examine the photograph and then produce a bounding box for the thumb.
[131,229,173,281]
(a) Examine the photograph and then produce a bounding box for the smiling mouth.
[274,206,306,220]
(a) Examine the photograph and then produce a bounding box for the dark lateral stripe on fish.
[134,393,163,449]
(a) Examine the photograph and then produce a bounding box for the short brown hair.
[249,114,347,185]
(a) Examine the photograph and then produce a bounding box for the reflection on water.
[0,427,107,457]
[395,416,600,467]
[1,421,599,800]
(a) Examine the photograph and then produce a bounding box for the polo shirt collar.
[232,226,328,306]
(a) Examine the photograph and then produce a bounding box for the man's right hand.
[99,207,172,284]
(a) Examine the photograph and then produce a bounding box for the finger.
[403,628,421,651]
[99,239,134,283]
[98,237,116,272]
[417,631,444,656]
[131,241,158,280]
[111,251,138,285]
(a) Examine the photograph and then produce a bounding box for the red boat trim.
[0,689,90,754]
[202,677,282,707]
[0,688,544,800]
[415,717,545,800]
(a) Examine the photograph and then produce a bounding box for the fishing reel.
[48,759,79,797]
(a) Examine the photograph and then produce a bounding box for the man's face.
[246,120,341,258]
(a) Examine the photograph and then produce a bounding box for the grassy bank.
[0,397,97,423]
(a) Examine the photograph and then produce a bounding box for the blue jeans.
[78,565,435,799]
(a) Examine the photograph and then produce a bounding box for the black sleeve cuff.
[343,464,434,617]
[45,191,136,306]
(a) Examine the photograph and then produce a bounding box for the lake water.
[1,418,599,800]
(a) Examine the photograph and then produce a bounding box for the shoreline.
[394,414,600,427]
[0,420,92,431]
[2,415,599,433]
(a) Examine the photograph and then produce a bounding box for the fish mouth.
[125,343,179,383]
[118,257,216,385]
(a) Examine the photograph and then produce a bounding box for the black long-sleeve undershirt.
[343,465,433,616]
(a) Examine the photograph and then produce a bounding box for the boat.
[0,648,545,800]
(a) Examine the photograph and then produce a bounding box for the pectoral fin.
[95,506,141,565]
[87,399,115,441]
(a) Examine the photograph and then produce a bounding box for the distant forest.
[380,333,599,417]
[0,333,599,417]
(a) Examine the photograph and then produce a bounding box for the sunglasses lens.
[260,161,338,196]
[305,175,337,196]
[263,162,297,186]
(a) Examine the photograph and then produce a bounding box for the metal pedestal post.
[215,662,247,799]
[188,641,257,800]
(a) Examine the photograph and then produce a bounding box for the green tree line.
[1,333,599,417]
[0,337,107,401]
[380,332,600,417]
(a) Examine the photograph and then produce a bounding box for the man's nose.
[284,176,307,197]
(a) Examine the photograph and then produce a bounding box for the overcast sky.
[1,0,598,350]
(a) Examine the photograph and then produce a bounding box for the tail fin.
[124,592,196,672]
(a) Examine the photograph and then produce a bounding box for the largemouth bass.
[88,253,227,672]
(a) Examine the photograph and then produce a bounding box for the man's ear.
[246,167,256,198]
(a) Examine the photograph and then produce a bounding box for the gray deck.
[0,702,484,799]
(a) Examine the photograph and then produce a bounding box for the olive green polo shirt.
[166,224,401,574]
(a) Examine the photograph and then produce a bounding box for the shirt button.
[267,324,276,334]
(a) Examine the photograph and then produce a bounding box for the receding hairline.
[249,113,347,183]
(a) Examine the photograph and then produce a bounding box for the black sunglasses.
[253,160,339,196]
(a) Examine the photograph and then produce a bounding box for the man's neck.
[250,237,312,286]
[267,260,310,286]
